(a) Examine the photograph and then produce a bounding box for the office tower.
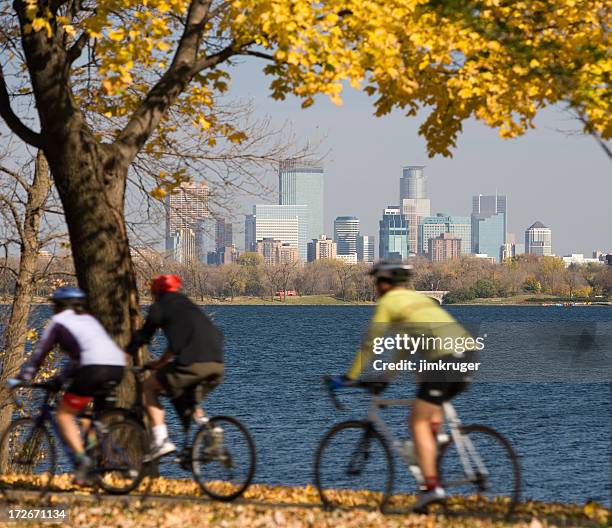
[256,238,299,266]
[169,227,197,265]
[500,243,514,261]
[279,159,324,242]
[471,213,505,261]
[165,181,209,241]
[250,204,307,260]
[401,199,431,254]
[399,167,430,254]
[472,193,507,243]
[307,235,337,262]
[191,218,216,264]
[244,214,256,252]
[420,214,471,255]
[215,218,233,251]
[429,233,462,262]
[357,235,375,263]
[334,216,360,257]
[165,181,210,263]
[525,221,552,256]
[379,206,409,261]
[400,166,427,201]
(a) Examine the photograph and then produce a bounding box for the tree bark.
[0,151,51,435]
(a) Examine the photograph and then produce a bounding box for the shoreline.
[1,294,610,307]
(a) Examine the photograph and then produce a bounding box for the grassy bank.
[2,477,609,527]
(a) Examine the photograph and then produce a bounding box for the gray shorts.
[156,361,224,402]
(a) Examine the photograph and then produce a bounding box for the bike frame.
[365,395,489,487]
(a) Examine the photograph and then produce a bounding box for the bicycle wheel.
[0,418,56,500]
[191,416,256,501]
[314,420,394,511]
[93,419,147,494]
[437,424,521,520]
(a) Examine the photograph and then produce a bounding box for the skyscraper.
[472,194,507,243]
[400,166,427,201]
[525,221,552,256]
[215,218,233,251]
[249,204,308,260]
[334,216,360,256]
[402,199,431,254]
[279,159,324,242]
[400,166,430,254]
[165,181,210,264]
[357,235,375,263]
[420,214,471,255]
[165,181,209,240]
[379,206,409,261]
[471,213,505,261]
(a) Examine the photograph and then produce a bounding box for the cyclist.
[328,262,473,511]
[13,286,126,485]
[127,274,224,461]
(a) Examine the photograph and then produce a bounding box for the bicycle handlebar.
[321,376,345,411]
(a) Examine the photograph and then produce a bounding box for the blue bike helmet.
[51,286,86,302]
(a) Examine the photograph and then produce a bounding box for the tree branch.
[67,31,89,64]
[239,49,275,62]
[115,0,226,163]
[0,65,43,148]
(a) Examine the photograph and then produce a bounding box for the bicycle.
[101,366,256,502]
[314,377,521,520]
[0,380,146,500]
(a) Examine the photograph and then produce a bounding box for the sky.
[226,58,612,257]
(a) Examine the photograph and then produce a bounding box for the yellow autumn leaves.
[21,1,610,162]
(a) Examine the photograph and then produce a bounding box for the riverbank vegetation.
[2,252,610,306]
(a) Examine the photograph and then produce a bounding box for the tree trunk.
[0,151,51,435]
[43,136,143,406]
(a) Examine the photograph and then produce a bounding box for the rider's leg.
[143,372,165,427]
[410,398,444,489]
[57,400,86,454]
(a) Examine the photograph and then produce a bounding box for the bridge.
[417,291,449,304]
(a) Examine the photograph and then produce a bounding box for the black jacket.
[127,292,223,365]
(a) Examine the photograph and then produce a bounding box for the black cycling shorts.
[66,365,124,411]
[416,381,469,406]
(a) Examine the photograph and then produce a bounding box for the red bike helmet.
[151,274,182,295]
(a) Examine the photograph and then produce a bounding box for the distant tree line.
[3,252,610,305]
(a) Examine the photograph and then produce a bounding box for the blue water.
[4,305,612,506]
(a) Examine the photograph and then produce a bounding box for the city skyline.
[227,58,610,257]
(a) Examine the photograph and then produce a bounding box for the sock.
[153,425,168,446]
[424,475,439,491]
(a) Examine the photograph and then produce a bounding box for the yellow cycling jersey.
[347,287,474,380]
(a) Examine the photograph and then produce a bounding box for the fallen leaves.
[1,475,609,527]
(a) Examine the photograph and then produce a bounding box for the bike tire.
[93,419,147,495]
[191,416,256,502]
[314,420,395,512]
[437,424,521,520]
[0,418,56,500]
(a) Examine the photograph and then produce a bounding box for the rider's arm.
[126,302,164,356]
[18,322,60,382]
[346,301,392,381]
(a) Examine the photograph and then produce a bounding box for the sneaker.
[412,487,446,513]
[73,455,94,486]
[144,438,177,463]
[193,414,209,427]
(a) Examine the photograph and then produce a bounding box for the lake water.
[4,304,611,506]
